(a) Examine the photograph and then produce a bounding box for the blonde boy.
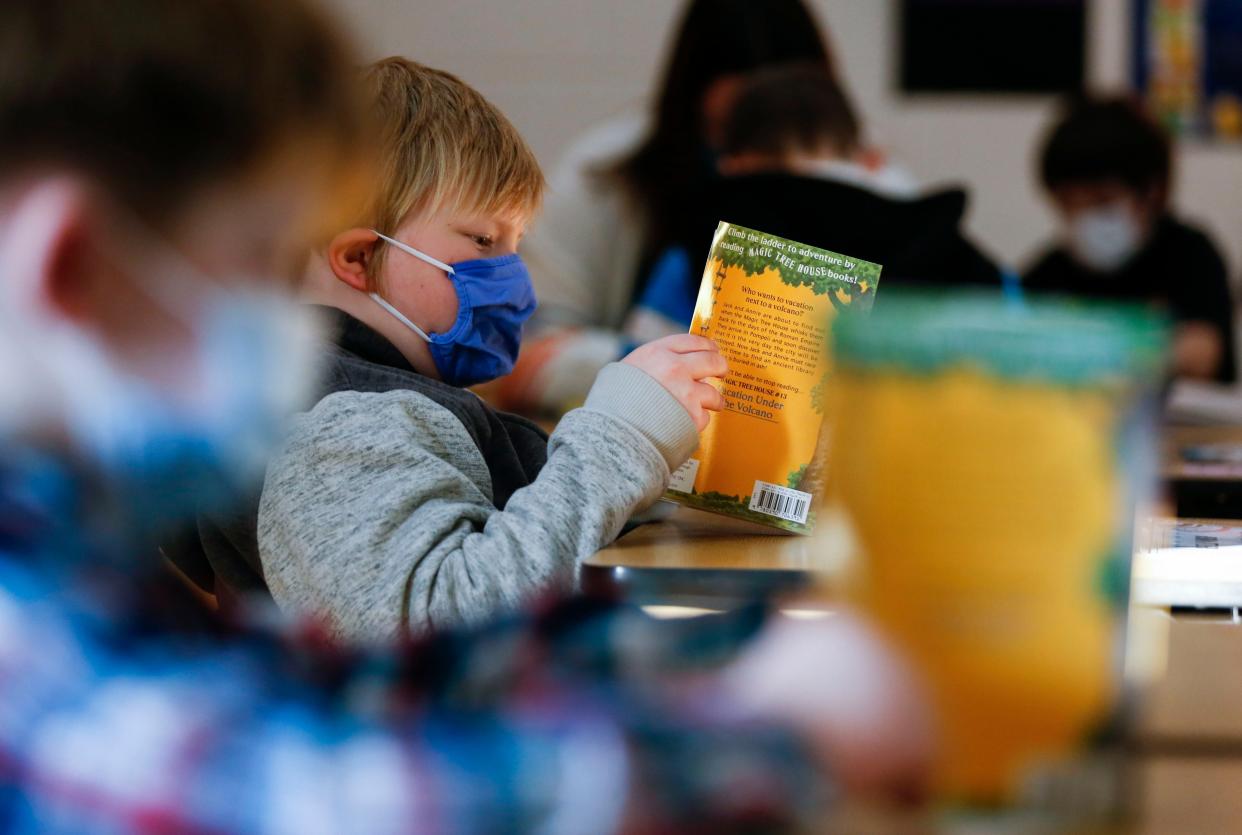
[256,59,726,640]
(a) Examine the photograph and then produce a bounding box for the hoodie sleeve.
[257,364,697,641]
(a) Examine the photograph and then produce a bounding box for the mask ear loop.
[367,230,459,343]
[371,230,456,274]
[369,292,432,341]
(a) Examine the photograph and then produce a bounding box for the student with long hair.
[507,0,912,416]
[622,65,1002,343]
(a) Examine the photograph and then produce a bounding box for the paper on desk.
[1133,543,1242,608]
[1146,518,1242,548]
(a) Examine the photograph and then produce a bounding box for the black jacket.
[641,172,1003,301]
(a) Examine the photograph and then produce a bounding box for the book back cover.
[664,221,882,533]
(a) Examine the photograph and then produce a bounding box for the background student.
[0,0,931,830]
[1023,96,1237,383]
[509,0,914,416]
[617,64,1003,344]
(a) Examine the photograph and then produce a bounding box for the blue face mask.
[368,231,536,387]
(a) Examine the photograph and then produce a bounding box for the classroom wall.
[329,0,1242,276]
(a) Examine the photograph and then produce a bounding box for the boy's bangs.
[425,147,544,224]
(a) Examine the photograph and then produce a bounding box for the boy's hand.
[622,335,727,430]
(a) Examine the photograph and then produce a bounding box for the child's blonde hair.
[363,58,544,278]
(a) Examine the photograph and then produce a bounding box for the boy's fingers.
[696,382,727,412]
[659,334,720,355]
[677,349,729,380]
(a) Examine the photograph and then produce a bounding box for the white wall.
[328,0,1242,273]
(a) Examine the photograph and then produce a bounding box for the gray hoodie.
[257,308,697,641]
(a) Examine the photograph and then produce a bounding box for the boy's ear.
[0,177,95,321]
[325,227,379,292]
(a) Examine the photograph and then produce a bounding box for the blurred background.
[326,0,1242,279]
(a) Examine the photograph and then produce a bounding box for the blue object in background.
[1000,268,1025,307]
[636,247,698,329]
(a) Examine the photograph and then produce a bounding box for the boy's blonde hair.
[363,58,544,276]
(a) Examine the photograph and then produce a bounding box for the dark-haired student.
[1024,96,1236,382]
[615,65,1004,345]
[507,0,909,415]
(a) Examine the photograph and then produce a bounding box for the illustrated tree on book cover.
[664,221,881,534]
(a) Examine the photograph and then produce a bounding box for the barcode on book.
[748,481,812,525]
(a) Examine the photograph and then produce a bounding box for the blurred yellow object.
[833,369,1116,800]
[827,294,1165,810]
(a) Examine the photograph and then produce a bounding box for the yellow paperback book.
[664,221,882,534]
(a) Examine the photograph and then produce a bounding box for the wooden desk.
[586,424,1242,831]
[587,507,1242,739]
[1163,424,1242,519]
[1163,424,1242,473]
[582,509,818,606]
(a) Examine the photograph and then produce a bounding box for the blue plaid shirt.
[0,449,822,834]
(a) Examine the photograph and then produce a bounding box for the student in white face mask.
[1023,96,1236,383]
